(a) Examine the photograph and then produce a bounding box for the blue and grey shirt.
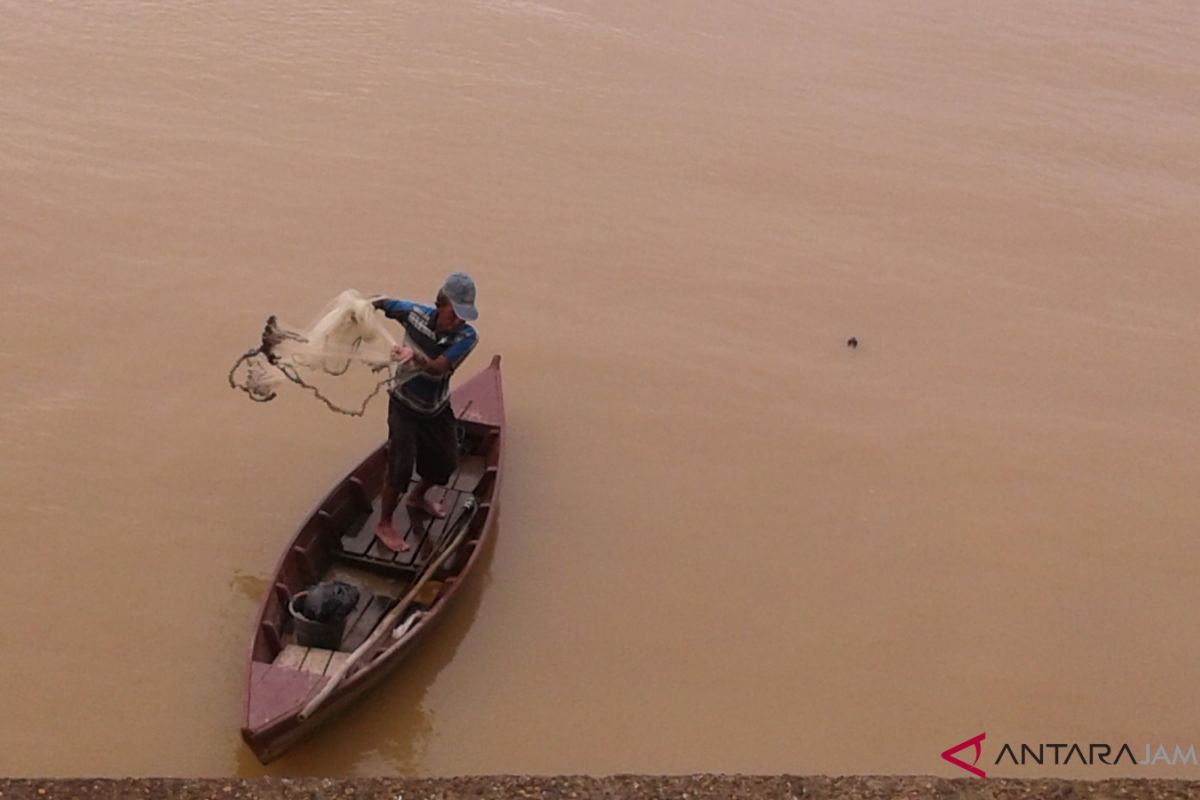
[378,299,478,415]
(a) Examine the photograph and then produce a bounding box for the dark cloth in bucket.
[299,581,360,622]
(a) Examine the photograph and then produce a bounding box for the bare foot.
[374,519,410,552]
[405,495,447,519]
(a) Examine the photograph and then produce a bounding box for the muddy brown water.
[2,0,1198,780]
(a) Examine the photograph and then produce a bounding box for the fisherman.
[370,272,479,552]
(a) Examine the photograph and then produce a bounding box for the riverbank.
[1,777,1196,799]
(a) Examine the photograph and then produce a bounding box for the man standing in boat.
[370,272,479,552]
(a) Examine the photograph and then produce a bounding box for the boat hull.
[241,355,505,763]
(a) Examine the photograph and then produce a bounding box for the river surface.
[2,0,1198,780]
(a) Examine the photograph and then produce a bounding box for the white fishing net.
[229,290,419,416]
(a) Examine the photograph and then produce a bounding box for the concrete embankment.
[1,777,1197,800]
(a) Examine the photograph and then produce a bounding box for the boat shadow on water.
[233,513,500,776]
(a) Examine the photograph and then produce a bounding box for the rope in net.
[228,290,419,417]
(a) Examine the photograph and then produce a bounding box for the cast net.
[228,290,418,416]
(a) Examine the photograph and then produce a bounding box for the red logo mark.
[942,732,987,778]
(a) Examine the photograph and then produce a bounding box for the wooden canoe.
[241,354,504,764]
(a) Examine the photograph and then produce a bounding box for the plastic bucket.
[288,592,347,650]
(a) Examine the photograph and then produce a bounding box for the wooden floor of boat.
[269,558,446,676]
[260,454,487,677]
[274,644,351,677]
[336,454,486,572]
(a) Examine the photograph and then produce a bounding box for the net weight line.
[228,315,413,418]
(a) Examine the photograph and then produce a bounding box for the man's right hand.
[391,345,414,364]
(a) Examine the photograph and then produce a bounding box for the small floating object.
[846,337,858,349]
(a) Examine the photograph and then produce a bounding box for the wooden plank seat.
[273,644,352,677]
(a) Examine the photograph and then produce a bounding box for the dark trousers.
[386,397,458,489]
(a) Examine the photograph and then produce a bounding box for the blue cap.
[441,272,478,321]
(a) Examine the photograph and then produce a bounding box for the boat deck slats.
[268,590,395,677]
[302,647,334,675]
[334,487,474,576]
[338,477,421,557]
[390,486,455,566]
[395,487,471,569]
[337,452,486,562]
[273,644,307,670]
[327,650,351,674]
[335,552,418,577]
[366,537,398,562]
[341,594,395,651]
[272,645,346,677]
